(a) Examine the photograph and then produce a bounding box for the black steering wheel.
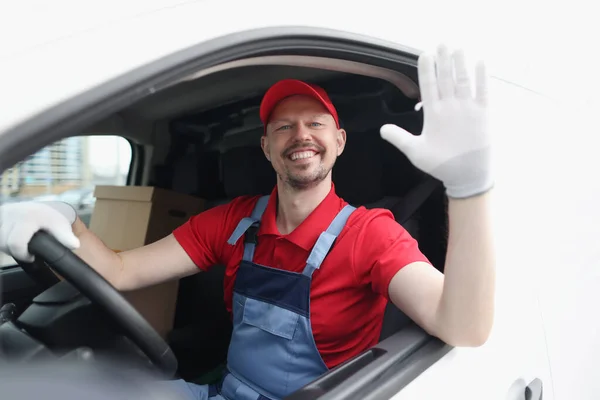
[23,230,178,377]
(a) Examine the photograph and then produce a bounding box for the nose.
[292,122,312,141]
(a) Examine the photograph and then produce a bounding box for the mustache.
[282,142,325,158]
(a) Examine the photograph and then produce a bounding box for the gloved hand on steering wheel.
[0,201,80,262]
[380,44,493,199]
[0,200,179,377]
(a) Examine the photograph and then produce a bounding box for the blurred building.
[0,136,92,198]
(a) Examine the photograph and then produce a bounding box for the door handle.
[525,378,543,400]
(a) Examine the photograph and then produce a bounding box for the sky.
[87,135,132,177]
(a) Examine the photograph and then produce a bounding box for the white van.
[1,1,598,399]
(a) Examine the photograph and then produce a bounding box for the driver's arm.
[1,199,232,292]
[69,197,239,292]
[71,217,199,292]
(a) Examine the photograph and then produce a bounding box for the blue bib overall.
[168,195,356,400]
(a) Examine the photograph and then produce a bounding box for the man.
[0,44,495,400]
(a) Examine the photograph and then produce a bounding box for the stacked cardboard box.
[89,185,205,338]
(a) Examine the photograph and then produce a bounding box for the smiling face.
[261,95,346,191]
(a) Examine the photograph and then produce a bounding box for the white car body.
[1,1,598,399]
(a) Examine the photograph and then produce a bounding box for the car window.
[0,135,132,267]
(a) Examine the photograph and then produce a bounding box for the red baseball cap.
[259,79,340,133]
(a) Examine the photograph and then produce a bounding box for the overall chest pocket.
[242,297,300,340]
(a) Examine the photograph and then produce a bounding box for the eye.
[276,125,292,131]
[310,122,323,127]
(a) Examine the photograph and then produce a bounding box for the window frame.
[0,28,454,399]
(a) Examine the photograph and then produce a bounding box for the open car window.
[0,135,132,268]
[0,30,453,400]
[0,23,556,400]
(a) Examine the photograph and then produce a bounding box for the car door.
[513,87,600,400]
[294,75,556,400]
[0,3,556,398]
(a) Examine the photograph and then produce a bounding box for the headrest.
[333,109,427,204]
[172,150,224,200]
[221,146,275,198]
[171,150,198,195]
[381,111,427,197]
[333,131,385,205]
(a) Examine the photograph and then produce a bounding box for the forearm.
[72,218,199,292]
[71,217,126,289]
[435,190,496,346]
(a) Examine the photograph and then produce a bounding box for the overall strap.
[303,204,356,277]
[226,195,270,261]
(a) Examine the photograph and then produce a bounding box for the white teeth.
[290,151,316,160]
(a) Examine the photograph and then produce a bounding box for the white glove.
[380,44,492,199]
[0,201,80,262]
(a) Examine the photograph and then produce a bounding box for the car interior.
[0,60,450,396]
[152,65,450,383]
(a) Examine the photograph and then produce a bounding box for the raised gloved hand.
[0,201,80,262]
[380,44,492,199]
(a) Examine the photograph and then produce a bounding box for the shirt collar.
[258,183,346,251]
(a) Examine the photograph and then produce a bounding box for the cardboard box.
[88,186,205,338]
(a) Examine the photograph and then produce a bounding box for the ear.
[261,134,271,161]
[336,128,347,156]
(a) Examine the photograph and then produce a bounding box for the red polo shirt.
[173,184,430,368]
